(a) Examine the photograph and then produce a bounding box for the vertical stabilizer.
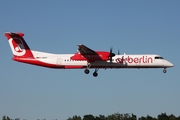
[5,32,34,58]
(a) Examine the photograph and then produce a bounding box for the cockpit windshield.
[155,56,164,59]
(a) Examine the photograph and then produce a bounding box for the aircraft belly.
[90,61,129,67]
[90,61,159,68]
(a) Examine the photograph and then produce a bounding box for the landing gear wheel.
[163,69,167,73]
[84,69,90,74]
[93,72,98,77]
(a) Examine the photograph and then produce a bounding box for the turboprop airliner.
[5,32,173,77]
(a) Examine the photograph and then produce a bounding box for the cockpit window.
[155,56,164,59]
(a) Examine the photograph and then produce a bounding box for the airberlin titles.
[115,56,153,64]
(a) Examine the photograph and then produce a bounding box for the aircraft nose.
[167,61,174,67]
[170,62,174,67]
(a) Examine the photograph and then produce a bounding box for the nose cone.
[166,61,174,67]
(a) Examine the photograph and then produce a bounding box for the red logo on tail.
[12,37,25,52]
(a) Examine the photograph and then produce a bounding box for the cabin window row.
[64,59,86,62]
[63,59,115,62]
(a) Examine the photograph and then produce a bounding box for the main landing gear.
[84,68,90,74]
[84,63,91,74]
[93,68,99,77]
[84,63,99,77]
[84,68,99,77]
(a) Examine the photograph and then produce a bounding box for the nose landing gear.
[163,68,167,73]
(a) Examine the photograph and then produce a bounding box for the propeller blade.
[118,49,120,55]
[110,47,112,53]
[109,47,115,62]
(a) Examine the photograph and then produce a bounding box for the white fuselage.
[25,50,173,69]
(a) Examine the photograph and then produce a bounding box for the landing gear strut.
[84,62,100,77]
[93,68,99,77]
[84,62,91,74]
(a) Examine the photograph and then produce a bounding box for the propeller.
[109,47,115,62]
[118,49,120,55]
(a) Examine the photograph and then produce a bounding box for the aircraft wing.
[70,44,103,62]
[77,44,97,55]
[71,44,110,62]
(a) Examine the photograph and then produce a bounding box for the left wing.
[77,44,97,55]
[71,44,104,62]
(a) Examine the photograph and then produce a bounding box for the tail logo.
[9,37,26,56]
[15,44,23,52]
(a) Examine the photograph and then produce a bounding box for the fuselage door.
[56,58,62,66]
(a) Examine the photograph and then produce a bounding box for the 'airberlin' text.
[116,56,153,64]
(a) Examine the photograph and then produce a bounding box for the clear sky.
[0,1,180,120]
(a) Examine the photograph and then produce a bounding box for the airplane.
[5,32,173,77]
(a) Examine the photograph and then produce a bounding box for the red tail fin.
[5,32,34,58]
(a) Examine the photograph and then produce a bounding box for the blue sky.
[0,1,180,120]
